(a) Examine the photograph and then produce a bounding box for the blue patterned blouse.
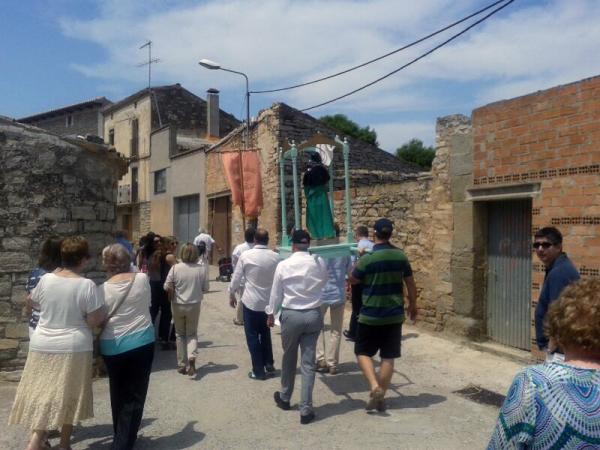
[488,363,600,449]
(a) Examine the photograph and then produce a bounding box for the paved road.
[1,268,523,449]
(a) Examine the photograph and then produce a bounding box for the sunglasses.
[532,242,554,249]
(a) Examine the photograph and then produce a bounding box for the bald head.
[254,228,269,245]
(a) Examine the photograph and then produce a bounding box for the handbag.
[93,274,137,357]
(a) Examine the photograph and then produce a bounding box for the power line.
[301,0,515,112]
[250,0,510,95]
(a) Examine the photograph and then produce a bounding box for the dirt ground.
[0,269,524,449]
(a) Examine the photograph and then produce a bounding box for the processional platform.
[276,134,357,259]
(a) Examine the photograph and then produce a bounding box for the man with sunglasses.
[533,227,580,358]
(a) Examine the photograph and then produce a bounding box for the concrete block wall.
[472,74,600,351]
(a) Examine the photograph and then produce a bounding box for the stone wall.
[0,118,126,373]
[21,108,103,138]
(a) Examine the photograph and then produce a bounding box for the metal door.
[174,195,199,244]
[486,200,531,349]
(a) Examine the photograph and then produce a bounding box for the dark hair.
[244,227,256,244]
[534,227,563,245]
[60,236,90,268]
[356,226,369,238]
[254,228,269,245]
[38,237,62,271]
[375,228,392,241]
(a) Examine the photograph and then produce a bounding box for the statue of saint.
[302,152,335,240]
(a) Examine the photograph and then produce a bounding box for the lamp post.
[199,58,249,230]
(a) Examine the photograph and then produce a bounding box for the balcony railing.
[117,184,131,205]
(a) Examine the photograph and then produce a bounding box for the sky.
[1,0,599,152]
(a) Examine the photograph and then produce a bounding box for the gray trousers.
[279,307,323,416]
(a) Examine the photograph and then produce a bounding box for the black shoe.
[274,391,290,410]
[300,412,315,425]
[343,330,355,342]
[265,364,276,375]
[248,371,266,381]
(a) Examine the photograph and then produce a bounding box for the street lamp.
[199,58,250,230]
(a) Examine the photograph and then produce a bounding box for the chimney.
[206,88,220,138]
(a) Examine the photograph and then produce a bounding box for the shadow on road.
[386,392,447,409]
[73,419,205,449]
[193,361,239,381]
[136,421,205,449]
[73,418,156,448]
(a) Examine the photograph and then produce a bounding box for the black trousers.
[243,304,274,377]
[348,284,363,338]
[150,281,172,341]
[103,343,154,450]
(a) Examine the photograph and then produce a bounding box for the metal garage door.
[174,195,199,245]
[486,200,531,350]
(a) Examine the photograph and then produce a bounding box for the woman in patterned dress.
[488,277,600,449]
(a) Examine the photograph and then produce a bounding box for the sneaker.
[300,412,315,425]
[343,330,355,342]
[366,387,384,411]
[248,371,266,381]
[274,391,290,410]
[328,366,338,375]
[265,364,276,375]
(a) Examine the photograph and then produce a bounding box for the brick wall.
[472,74,600,351]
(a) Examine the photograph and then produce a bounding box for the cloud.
[58,0,600,128]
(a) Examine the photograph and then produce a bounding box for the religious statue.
[302,152,335,240]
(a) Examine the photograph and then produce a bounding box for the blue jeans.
[243,304,274,377]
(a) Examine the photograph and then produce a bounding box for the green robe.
[304,184,335,240]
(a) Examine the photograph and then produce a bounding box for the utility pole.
[138,40,160,89]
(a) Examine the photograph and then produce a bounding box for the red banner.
[220,150,263,218]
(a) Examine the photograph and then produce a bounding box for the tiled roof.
[18,97,112,122]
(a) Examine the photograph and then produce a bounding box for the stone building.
[205,102,422,262]
[0,117,127,374]
[17,97,112,138]
[433,74,600,355]
[103,84,239,243]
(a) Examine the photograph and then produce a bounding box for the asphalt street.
[0,268,524,449]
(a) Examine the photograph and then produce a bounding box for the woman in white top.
[9,237,106,450]
[99,244,154,450]
[164,243,205,376]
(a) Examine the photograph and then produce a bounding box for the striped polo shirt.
[352,243,413,326]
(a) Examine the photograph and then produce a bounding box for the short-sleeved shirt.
[352,243,413,326]
[30,273,104,353]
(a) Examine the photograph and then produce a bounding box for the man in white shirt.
[229,229,279,380]
[344,225,374,341]
[230,228,256,326]
[193,228,222,262]
[267,230,328,425]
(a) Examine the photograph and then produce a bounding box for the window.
[108,129,115,146]
[131,167,139,203]
[65,114,74,127]
[154,169,166,194]
[131,118,139,157]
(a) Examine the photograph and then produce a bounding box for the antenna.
[138,40,160,89]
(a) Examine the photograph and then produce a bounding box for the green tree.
[395,138,436,169]
[319,114,378,146]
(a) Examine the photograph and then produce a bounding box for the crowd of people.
[6,222,600,449]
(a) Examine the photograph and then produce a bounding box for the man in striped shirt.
[348,218,417,412]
